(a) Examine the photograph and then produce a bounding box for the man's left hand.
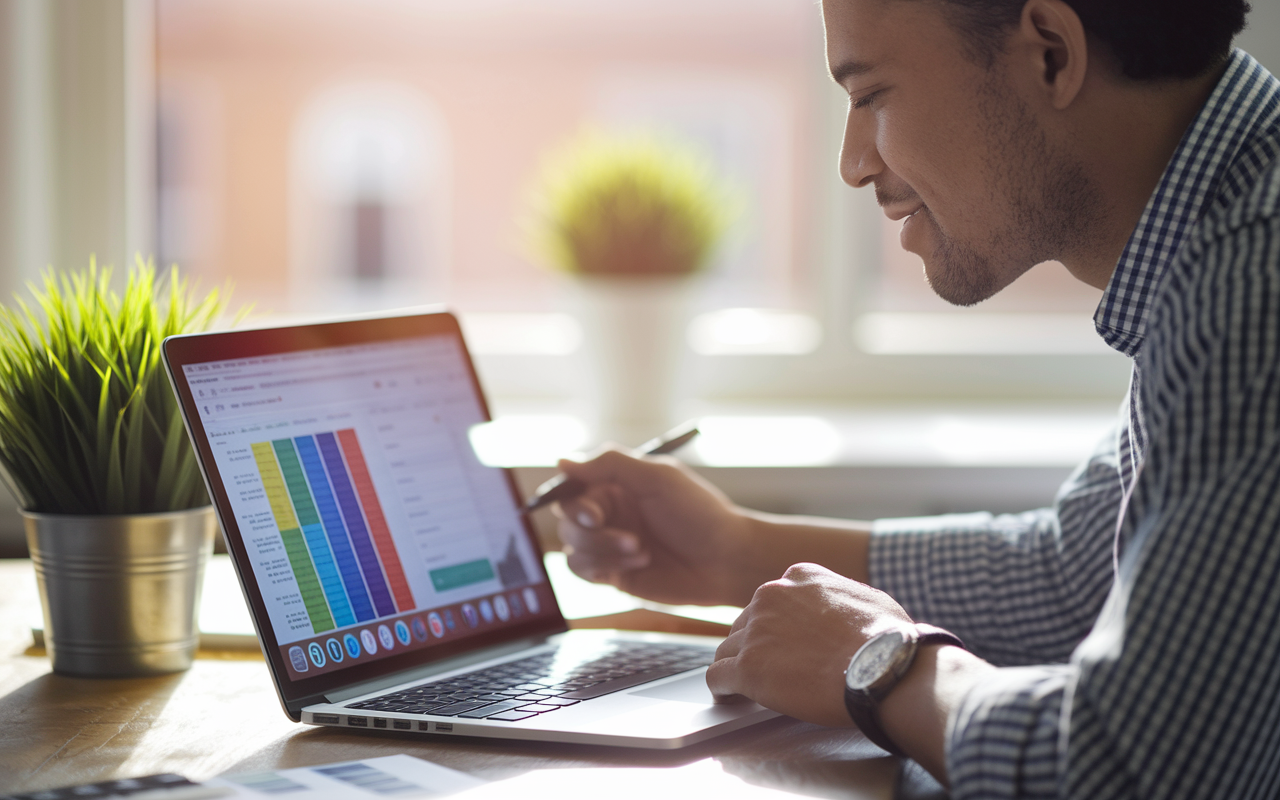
[706,562,915,728]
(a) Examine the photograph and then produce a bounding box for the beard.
[921,78,1104,307]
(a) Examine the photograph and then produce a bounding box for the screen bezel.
[162,309,568,717]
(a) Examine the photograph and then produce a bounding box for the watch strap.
[844,624,965,757]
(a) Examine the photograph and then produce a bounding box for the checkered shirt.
[869,49,1280,798]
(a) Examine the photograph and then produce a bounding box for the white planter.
[572,275,695,444]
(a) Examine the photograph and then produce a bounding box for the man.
[556,0,1279,797]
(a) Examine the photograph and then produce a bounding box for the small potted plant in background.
[0,259,241,677]
[527,130,735,441]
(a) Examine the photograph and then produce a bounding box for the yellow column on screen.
[254,442,299,529]
[252,442,335,633]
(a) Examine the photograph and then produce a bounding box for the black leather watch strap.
[844,624,965,757]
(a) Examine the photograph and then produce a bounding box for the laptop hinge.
[322,635,556,705]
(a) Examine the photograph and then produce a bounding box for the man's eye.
[851,90,882,110]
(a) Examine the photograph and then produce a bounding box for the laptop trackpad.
[632,672,714,704]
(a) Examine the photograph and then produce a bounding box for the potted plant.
[0,259,241,676]
[527,130,734,440]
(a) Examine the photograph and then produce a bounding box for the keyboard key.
[516,704,561,713]
[534,697,581,706]
[487,711,538,722]
[560,668,687,700]
[429,700,493,716]
[404,704,448,714]
[458,700,529,719]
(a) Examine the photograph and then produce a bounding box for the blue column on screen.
[295,434,376,622]
[316,431,397,617]
[270,439,356,629]
[299,523,356,627]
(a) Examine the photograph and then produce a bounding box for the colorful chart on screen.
[181,336,546,661]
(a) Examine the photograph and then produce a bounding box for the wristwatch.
[843,623,965,756]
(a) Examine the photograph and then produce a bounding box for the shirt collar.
[1095,50,1280,356]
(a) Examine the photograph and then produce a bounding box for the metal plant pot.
[25,506,217,677]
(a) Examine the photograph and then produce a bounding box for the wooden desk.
[0,560,941,798]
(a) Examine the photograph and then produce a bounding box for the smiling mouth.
[884,205,924,222]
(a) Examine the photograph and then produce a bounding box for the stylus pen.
[521,420,701,515]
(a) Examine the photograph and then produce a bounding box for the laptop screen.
[163,313,565,701]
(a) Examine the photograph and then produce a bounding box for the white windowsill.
[475,402,1116,469]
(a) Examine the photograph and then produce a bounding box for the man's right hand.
[553,448,758,607]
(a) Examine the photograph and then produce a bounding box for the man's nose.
[839,106,882,189]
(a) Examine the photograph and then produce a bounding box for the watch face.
[846,630,909,691]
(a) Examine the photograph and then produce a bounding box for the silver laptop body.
[162,309,776,749]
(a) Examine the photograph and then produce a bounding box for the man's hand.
[706,563,913,728]
[554,449,759,607]
[554,448,878,608]
[709,562,997,784]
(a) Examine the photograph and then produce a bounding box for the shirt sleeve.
[868,426,1125,666]
[946,189,1280,798]
[946,665,1070,800]
[948,435,1280,799]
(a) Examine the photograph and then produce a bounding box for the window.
[156,0,1134,410]
[288,82,449,310]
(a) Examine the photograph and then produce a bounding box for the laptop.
[161,309,777,749]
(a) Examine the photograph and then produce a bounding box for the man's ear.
[1016,0,1088,109]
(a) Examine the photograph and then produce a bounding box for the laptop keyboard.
[347,641,716,723]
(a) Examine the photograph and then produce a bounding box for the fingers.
[557,486,647,584]
[706,643,745,702]
[553,462,648,585]
[562,526,651,583]
[551,449,681,586]
[554,493,608,531]
[557,449,673,495]
[556,485,642,558]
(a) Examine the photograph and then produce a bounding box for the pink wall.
[157,0,820,312]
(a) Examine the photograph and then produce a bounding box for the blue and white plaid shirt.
[869,50,1280,798]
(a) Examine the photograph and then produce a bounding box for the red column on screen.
[336,428,416,611]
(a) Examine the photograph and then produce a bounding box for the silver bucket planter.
[25,506,217,677]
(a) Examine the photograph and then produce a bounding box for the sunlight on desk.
[455,758,896,800]
[0,558,908,798]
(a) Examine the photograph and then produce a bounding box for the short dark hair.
[935,0,1251,80]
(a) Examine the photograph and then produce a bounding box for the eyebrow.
[829,60,876,86]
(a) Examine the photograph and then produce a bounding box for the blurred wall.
[1239,1,1280,74]
[0,0,154,290]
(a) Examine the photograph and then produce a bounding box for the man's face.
[824,0,1099,305]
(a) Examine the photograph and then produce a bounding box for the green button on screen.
[429,559,496,591]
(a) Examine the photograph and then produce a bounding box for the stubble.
[924,75,1103,306]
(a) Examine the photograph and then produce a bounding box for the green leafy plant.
[528,130,737,277]
[0,259,242,514]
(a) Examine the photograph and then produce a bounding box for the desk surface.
[0,559,938,799]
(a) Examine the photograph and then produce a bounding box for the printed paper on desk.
[207,755,484,799]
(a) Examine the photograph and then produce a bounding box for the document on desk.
[207,755,483,798]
